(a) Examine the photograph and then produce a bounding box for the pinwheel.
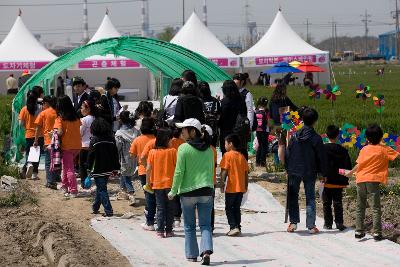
[324,84,341,123]
[355,129,367,149]
[356,84,372,100]
[324,84,341,101]
[383,133,398,150]
[373,95,385,113]
[281,111,303,133]
[308,84,323,100]
[338,123,359,148]
[356,84,372,126]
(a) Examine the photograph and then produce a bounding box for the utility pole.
[202,0,207,26]
[361,9,371,56]
[331,18,335,56]
[82,0,89,44]
[392,0,400,60]
[182,0,185,26]
[305,18,311,43]
[334,22,338,53]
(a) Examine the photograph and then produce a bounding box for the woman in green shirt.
[168,118,214,265]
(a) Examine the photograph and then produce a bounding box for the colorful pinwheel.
[324,84,341,101]
[308,84,323,100]
[356,84,372,100]
[281,111,303,133]
[373,94,385,113]
[338,123,359,148]
[355,129,367,149]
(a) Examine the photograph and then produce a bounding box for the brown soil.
[251,166,400,244]
[0,175,148,266]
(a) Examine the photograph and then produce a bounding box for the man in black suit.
[72,76,88,117]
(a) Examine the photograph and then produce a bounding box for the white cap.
[202,124,213,136]
[175,118,202,132]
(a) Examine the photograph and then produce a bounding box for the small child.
[322,125,352,231]
[220,134,249,236]
[254,97,270,167]
[347,124,399,240]
[146,128,177,238]
[87,118,120,217]
[129,117,156,230]
[115,111,140,206]
[79,100,96,189]
[34,95,58,188]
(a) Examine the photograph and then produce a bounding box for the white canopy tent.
[240,10,330,85]
[68,12,154,101]
[171,12,239,71]
[0,14,57,94]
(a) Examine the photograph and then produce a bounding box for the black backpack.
[204,100,218,132]
[233,113,250,140]
[254,109,267,132]
[157,97,177,126]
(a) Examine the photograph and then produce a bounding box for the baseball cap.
[72,76,86,86]
[22,69,31,76]
[175,118,202,132]
[202,124,213,136]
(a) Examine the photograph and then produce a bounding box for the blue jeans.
[93,176,113,215]
[288,175,316,229]
[180,195,213,259]
[120,176,134,193]
[139,175,156,225]
[44,149,60,185]
[154,189,174,233]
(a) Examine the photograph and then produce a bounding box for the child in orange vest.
[147,128,177,238]
[347,124,399,241]
[220,134,249,236]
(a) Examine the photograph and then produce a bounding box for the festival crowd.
[18,69,398,265]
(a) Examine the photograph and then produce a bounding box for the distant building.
[378,30,399,60]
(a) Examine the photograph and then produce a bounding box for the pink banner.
[254,54,328,66]
[78,59,141,69]
[0,61,49,70]
[209,58,239,67]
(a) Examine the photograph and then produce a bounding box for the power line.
[0,0,144,7]
[361,9,372,55]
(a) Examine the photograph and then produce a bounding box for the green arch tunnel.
[10,36,231,161]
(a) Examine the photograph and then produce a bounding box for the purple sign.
[78,59,141,69]
[0,61,49,70]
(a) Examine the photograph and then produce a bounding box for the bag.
[84,176,92,189]
[204,100,218,134]
[157,97,177,125]
[253,110,267,132]
[233,113,250,140]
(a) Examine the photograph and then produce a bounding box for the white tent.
[68,13,153,101]
[240,10,330,84]
[0,14,57,93]
[171,12,239,69]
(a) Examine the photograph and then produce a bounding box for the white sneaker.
[26,164,33,179]
[174,220,181,228]
[226,228,241,236]
[64,192,70,197]
[32,173,39,180]
[141,223,155,231]
[129,195,136,206]
[69,193,78,198]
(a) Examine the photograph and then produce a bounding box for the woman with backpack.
[99,77,122,131]
[199,81,221,147]
[174,81,205,124]
[162,78,183,122]
[219,80,247,155]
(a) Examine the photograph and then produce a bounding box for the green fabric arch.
[10,36,230,161]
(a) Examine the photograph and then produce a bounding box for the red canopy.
[296,61,325,72]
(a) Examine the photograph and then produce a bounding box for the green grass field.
[248,64,400,134]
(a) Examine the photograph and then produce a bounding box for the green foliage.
[0,182,38,207]
[249,64,400,133]
[0,96,13,147]
[156,26,176,42]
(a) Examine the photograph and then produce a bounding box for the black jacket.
[174,95,205,123]
[87,135,121,178]
[99,92,121,125]
[324,143,352,186]
[269,97,297,125]
[74,92,89,117]
[219,96,247,134]
[285,125,328,179]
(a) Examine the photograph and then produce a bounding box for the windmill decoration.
[356,84,372,126]
[324,84,341,122]
[308,84,323,107]
[373,94,385,126]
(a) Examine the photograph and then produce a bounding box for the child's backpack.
[204,100,218,136]
[157,97,177,126]
[50,130,62,172]
[254,109,268,132]
[115,134,137,177]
